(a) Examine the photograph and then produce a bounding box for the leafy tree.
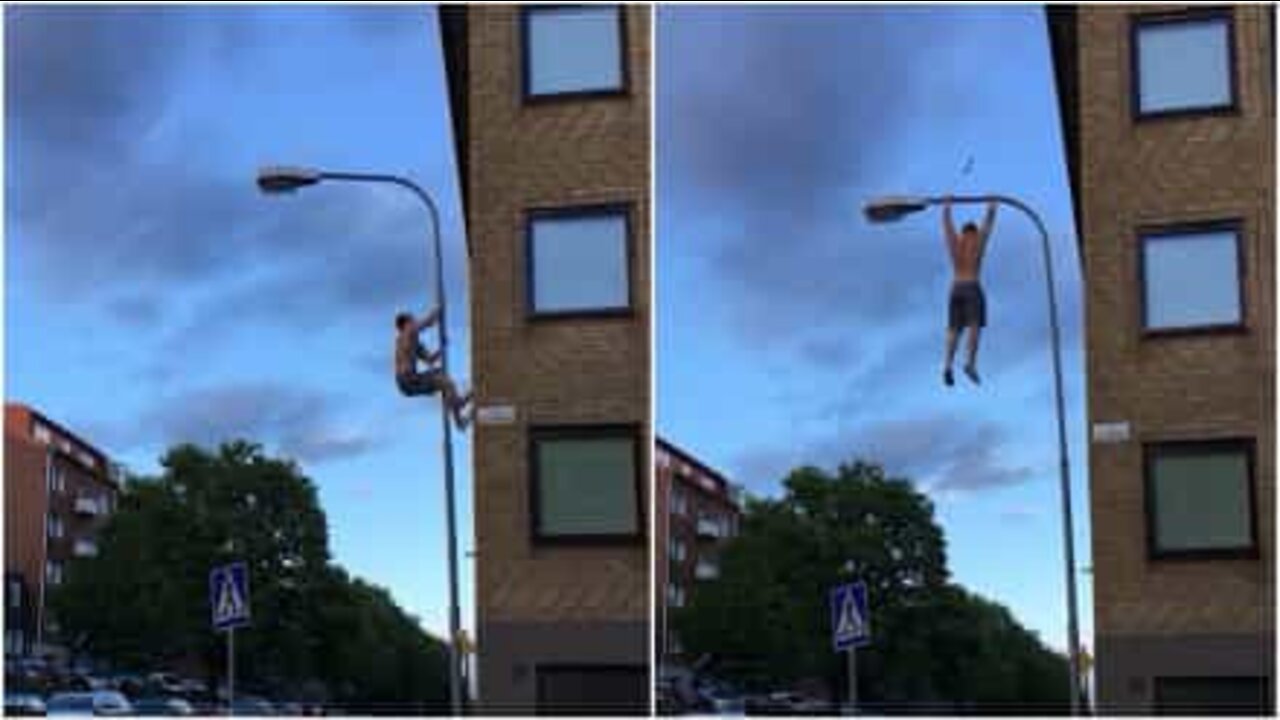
[51,441,449,712]
[674,460,1069,713]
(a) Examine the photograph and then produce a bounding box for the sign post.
[830,581,871,716]
[210,562,250,716]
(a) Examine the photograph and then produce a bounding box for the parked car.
[45,691,133,716]
[5,692,47,716]
[230,696,277,716]
[133,697,196,716]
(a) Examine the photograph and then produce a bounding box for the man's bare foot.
[943,368,955,387]
[453,390,474,430]
[964,364,981,385]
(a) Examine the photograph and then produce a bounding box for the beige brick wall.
[463,5,652,625]
[1077,5,1275,638]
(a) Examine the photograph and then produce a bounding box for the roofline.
[5,402,118,486]
[656,436,738,496]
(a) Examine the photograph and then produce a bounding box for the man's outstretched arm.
[979,200,998,248]
[943,196,959,254]
[414,307,442,333]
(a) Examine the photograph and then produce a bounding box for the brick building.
[439,5,651,714]
[1048,5,1275,713]
[4,404,119,658]
[655,439,742,669]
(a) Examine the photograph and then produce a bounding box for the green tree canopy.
[674,460,1069,713]
[52,441,449,713]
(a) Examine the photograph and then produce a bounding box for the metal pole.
[847,647,858,716]
[227,628,235,717]
[318,172,465,714]
[925,194,1082,714]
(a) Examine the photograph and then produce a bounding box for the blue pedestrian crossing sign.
[210,562,250,631]
[830,580,870,651]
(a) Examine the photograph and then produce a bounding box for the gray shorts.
[396,371,444,397]
[949,281,986,330]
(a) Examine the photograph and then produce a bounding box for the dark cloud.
[734,411,1036,496]
[6,6,450,333]
[87,381,380,465]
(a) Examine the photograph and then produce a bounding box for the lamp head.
[256,166,322,194]
[863,195,931,223]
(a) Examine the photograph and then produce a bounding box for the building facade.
[1049,5,1275,713]
[439,5,651,714]
[655,439,742,669]
[4,404,119,658]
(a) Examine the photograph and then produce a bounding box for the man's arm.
[978,200,998,255]
[943,196,959,255]
[414,307,442,333]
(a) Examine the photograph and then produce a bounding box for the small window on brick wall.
[1140,221,1244,334]
[1145,439,1256,559]
[1132,9,1237,118]
[530,425,642,543]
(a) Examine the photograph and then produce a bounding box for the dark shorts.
[396,371,444,397]
[948,281,986,330]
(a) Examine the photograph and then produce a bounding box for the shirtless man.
[942,197,997,387]
[394,308,472,428]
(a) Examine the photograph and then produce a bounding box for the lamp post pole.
[256,169,465,715]
[863,193,1081,715]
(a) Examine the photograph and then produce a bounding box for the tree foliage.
[51,441,449,713]
[675,460,1069,713]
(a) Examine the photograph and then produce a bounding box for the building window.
[530,425,642,543]
[48,465,66,495]
[1153,676,1269,716]
[671,488,687,517]
[32,423,51,444]
[527,205,632,317]
[669,538,687,562]
[1140,221,1244,333]
[1132,10,1236,118]
[1145,439,1256,559]
[535,665,648,716]
[45,561,63,586]
[522,5,625,100]
[47,514,63,540]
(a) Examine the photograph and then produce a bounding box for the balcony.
[73,497,100,516]
[72,539,98,558]
[696,518,724,539]
[694,561,720,580]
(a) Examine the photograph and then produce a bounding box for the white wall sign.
[1091,421,1131,444]
[475,404,517,426]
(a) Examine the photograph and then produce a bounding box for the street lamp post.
[862,193,1082,715]
[256,166,465,715]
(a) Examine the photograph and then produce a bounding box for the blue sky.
[5,6,475,641]
[656,5,1094,655]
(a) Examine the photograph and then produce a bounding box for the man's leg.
[943,328,959,386]
[964,325,982,384]
[436,374,474,429]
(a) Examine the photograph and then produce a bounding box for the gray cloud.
[7,6,450,334]
[86,381,381,465]
[734,411,1036,496]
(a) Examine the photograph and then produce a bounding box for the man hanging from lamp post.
[394,307,473,428]
[941,196,997,387]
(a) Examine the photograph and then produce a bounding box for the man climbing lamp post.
[863,193,1082,715]
[256,166,465,715]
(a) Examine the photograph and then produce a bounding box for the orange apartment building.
[439,5,652,714]
[655,439,742,671]
[1049,5,1275,713]
[4,403,119,659]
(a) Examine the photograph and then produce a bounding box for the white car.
[46,691,134,716]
